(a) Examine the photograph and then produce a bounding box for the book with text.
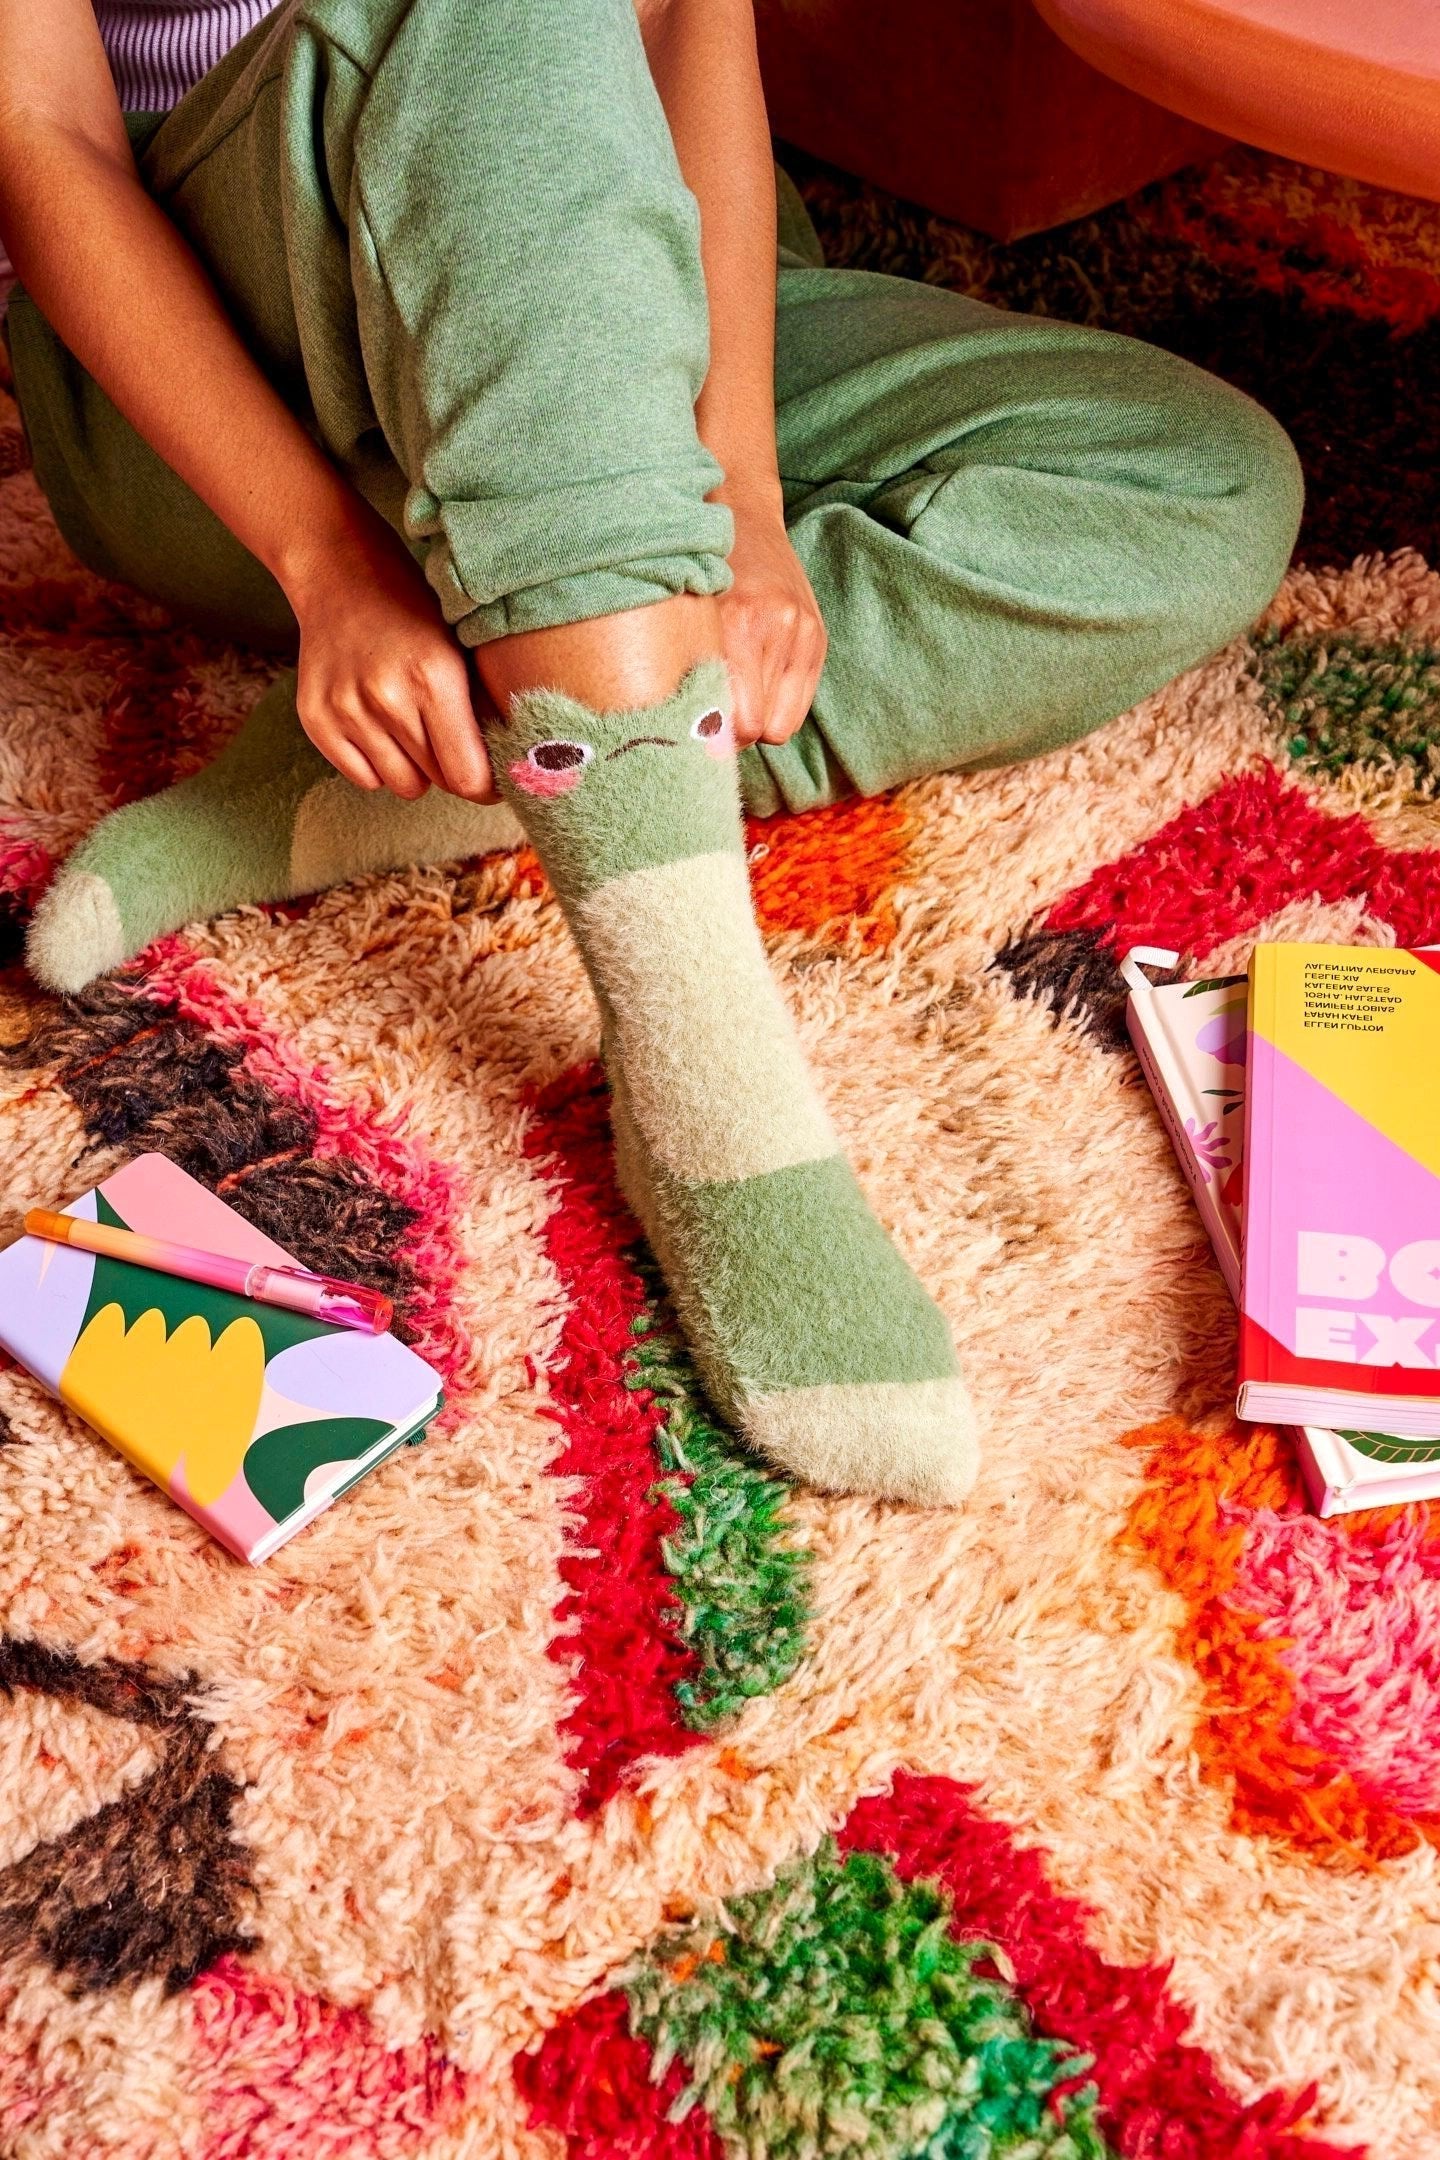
[1124,947,1440,1515]
[1242,943,1440,1439]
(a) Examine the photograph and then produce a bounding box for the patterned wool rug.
[2,147,1439,2160]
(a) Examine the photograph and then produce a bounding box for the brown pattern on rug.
[0,1638,255,1994]
[10,981,426,1327]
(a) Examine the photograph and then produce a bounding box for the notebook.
[1241,942,1440,1440]
[0,1152,443,1562]
[1123,947,1435,1516]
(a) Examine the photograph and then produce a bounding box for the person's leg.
[26,0,976,1503]
[11,270,524,979]
[23,670,525,988]
[18,0,738,985]
[480,611,975,1504]
[739,249,1304,816]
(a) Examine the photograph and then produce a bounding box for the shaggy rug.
[2,146,1439,2160]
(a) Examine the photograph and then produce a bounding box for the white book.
[1123,947,1440,1516]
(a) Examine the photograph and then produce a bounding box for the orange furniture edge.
[755,0,1229,240]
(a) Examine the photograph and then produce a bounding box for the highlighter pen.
[23,1209,393,1335]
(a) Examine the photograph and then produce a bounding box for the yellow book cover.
[1239,943,1440,1440]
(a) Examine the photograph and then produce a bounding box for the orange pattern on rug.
[1123,1418,1440,1867]
[746,790,915,950]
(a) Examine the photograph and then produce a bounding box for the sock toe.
[743,1375,980,1505]
[26,871,129,993]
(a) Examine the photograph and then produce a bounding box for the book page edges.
[1239,945,1276,1354]
[1124,956,1241,1300]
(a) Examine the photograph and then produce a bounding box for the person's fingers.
[414,653,497,802]
[757,672,810,747]
[351,720,431,800]
[357,675,445,790]
[321,733,385,791]
[724,626,765,749]
[719,572,828,748]
[296,686,386,791]
[757,612,826,747]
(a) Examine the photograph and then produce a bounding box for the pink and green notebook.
[0,1152,442,1562]
[1241,943,1440,1438]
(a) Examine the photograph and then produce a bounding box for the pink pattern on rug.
[1232,1508,1440,1818]
[136,937,473,1402]
[521,1062,703,1812]
[839,1774,1358,2160]
[190,1957,471,2160]
[1044,766,1440,959]
[0,2037,60,2144]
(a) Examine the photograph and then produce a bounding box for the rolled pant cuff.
[449,558,733,648]
[424,475,735,647]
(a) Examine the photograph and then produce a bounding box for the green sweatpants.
[9,0,1303,817]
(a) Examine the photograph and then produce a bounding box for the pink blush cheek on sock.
[509,755,589,798]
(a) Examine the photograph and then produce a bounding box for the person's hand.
[716,486,826,750]
[282,508,497,802]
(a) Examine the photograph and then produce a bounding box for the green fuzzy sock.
[493,659,978,1505]
[26,673,523,991]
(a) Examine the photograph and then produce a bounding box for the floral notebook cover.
[0,1152,442,1562]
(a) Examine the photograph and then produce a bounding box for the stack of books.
[1125,941,1440,1515]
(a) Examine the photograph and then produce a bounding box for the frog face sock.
[26,673,523,992]
[491,658,979,1506]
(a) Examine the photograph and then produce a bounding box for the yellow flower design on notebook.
[0,1152,444,1562]
[61,1302,266,1505]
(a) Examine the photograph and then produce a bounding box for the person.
[0,0,1303,1507]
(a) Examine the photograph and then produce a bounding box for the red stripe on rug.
[838,1774,1360,2160]
[97,667,204,810]
[0,579,176,647]
[1150,189,1440,335]
[522,1062,703,1811]
[0,838,53,907]
[516,1989,723,2160]
[1045,766,1440,958]
[1366,850,1440,947]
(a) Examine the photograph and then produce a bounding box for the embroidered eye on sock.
[492,658,979,1505]
[26,674,522,992]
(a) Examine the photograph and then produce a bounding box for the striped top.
[0,1,274,296]
[94,0,279,112]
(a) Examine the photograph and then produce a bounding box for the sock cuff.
[498,656,731,751]
[488,657,742,903]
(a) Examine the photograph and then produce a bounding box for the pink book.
[1124,948,1440,1516]
[1241,942,1440,1440]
